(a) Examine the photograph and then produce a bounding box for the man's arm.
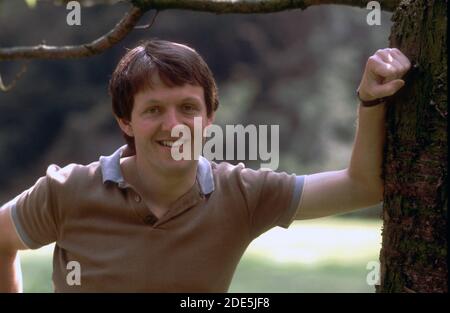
[0,205,27,292]
[296,48,411,220]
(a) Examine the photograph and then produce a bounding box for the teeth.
[160,140,182,147]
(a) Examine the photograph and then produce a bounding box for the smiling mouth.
[156,140,185,148]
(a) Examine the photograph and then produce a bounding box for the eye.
[144,106,160,115]
[182,103,198,113]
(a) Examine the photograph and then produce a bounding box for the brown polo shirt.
[6,145,305,292]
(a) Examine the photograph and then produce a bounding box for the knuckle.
[367,56,377,65]
[368,55,380,64]
[386,64,395,71]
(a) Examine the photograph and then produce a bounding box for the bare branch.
[45,0,123,7]
[134,10,160,29]
[0,0,399,91]
[130,0,400,13]
[0,6,144,61]
[0,0,399,62]
[45,0,400,12]
[308,0,399,11]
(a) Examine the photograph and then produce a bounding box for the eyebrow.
[180,97,201,103]
[144,97,202,105]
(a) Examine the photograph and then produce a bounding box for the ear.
[115,116,134,137]
[206,111,216,127]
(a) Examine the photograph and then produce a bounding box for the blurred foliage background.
[0,0,393,292]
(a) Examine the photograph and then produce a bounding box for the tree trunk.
[378,0,447,293]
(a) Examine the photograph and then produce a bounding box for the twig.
[0,6,144,61]
[0,62,29,92]
[135,10,160,29]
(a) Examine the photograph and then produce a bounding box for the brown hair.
[109,39,219,153]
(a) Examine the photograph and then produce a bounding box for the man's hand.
[357,48,411,101]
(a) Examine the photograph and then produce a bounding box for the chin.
[157,157,196,173]
[139,143,198,174]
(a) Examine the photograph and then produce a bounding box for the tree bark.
[378,0,447,293]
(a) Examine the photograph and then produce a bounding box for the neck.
[130,156,198,208]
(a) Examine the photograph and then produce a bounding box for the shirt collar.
[99,145,215,195]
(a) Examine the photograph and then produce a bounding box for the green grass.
[230,258,375,293]
[19,217,382,293]
[20,253,54,293]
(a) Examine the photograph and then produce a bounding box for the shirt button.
[144,214,157,225]
[134,195,141,202]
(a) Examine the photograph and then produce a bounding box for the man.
[0,40,411,292]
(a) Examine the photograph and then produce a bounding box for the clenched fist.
[357,48,411,102]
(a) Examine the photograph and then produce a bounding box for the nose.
[160,107,182,132]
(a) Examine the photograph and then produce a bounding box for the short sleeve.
[238,167,306,239]
[6,166,60,249]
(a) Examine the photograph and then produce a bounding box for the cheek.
[132,120,159,138]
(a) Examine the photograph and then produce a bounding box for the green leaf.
[25,0,37,9]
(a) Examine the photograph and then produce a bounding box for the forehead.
[134,72,205,106]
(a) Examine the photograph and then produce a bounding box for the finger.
[390,48,411,70]
[368,55,398,79]
[376,49,404,73]
[387,49,409,74]
[390,59,405,78]
[390,48,410,66]
[371,79,405,97]
[375,49,395,64]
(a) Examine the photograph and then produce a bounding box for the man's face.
[118,73,214,173]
